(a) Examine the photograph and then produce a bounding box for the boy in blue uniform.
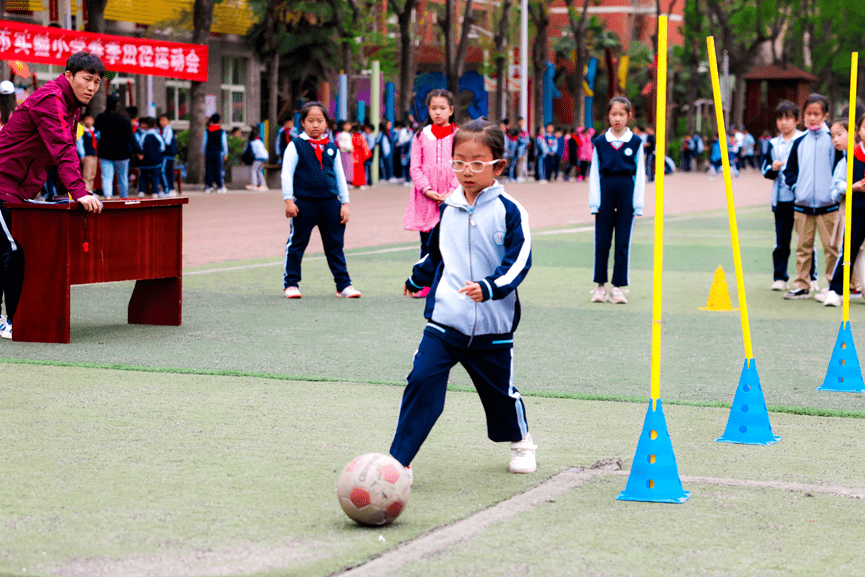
[783,94,844,299]
[393,119,535,478]
[136,117,167,197]
[761,100,807,291]
[158,114,177,196]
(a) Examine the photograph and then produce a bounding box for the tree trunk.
[391,0,418,122]
[264,0,278,159]
[564,0,589,135]
[732,73,745,129]
[188,0,216,184]
[529,3,548,133]
[492,0,513,124]
[84,0,108,117]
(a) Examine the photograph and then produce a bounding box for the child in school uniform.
[393,119,535,479]
[245,129,270,191]
[589,96,645,305]
[819,114,865,306]
[761,100,807,291]
[783,93,845,299]
[281,102,361,299]
[76,114,99,193]
[136,117,167,198]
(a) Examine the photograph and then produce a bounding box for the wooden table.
[7,197,188,343]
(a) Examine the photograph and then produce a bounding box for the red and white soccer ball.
[337,453,411,526]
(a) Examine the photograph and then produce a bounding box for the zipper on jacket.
[467,204,477,346]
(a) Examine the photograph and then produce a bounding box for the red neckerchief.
[855,142,865,163]
[208,124,222,132]
[430,123,454,139]
[309,136,329,168]
[84,126,97,151]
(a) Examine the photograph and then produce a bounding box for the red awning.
[0,19,208,82]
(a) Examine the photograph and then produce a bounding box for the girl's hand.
[340,203,350,224]
[403,285,416,297]
[852,179,865,193]
[772,160,784,171]
[458,280,484,302]
[285,199,298,218]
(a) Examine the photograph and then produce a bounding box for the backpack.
[241,143,254,166]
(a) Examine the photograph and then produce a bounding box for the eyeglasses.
[450,159,504,173]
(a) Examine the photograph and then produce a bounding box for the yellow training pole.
[843,54,858,323]
[706,37,754,363]
[649,16,668,408]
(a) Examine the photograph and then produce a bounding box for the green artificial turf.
[2,363,864,577]
[2,207,865,414]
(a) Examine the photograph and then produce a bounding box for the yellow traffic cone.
[699,265,738,311]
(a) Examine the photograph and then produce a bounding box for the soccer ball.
[337,453,411,526]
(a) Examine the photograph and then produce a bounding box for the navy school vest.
[292,136,339,199]
[594,133,642,177]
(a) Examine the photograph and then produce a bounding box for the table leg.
[128,277,182,326]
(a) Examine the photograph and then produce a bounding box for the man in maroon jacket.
[0,51,104,340]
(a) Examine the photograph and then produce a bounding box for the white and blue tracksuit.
[589,128,645,287]
[161,124,177,193]
[761,130,810,282]
[281,133,352,291]
[391,181,532,467]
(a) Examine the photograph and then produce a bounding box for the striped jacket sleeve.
[479,198,532,301]
[406,208,444,292]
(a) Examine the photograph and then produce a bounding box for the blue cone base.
[617,399,691,504]
[716,359,781,445]
[818,322,865,393]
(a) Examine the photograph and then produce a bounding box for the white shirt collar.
[604,128,634,143]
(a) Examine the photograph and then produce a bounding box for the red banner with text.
[0,19,208,82]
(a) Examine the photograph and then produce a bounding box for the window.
[166,80,191,125]
[221,57,246,126]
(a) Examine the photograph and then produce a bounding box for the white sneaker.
[770,280,788,291]
[217,187,228,194]
[138,192,146,198]
[510,433,537,474]
[336,286,362,298]
[204,187,213,194]
[823,290,842,307]
[609,286,629,304]
[811,280,820,292]
[245,184,256,190]
[0,319,12,339]
[257,185,269,191]
[284,286,302,299]
[590,286,608,303]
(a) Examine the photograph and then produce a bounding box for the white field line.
[185,206,766,277]
[339,464,865,576]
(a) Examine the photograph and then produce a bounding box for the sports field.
[2,173,865,576]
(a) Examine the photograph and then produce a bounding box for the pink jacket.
[576,127,596,162]
[403,125,460,232]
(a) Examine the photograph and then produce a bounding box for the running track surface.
[182,171,771,267]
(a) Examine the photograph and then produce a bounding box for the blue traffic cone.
[818,321,865,392]
[716,359,781,445]
[617,399,691,504]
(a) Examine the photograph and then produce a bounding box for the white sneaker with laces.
[609,286,628,304]
[284,286,302,299]
[770,280,788,291]
[590,287,607,303]
[510,433,537,474]
[823,290,842,307]
[336,286,362,298]
[0,319,12,339]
